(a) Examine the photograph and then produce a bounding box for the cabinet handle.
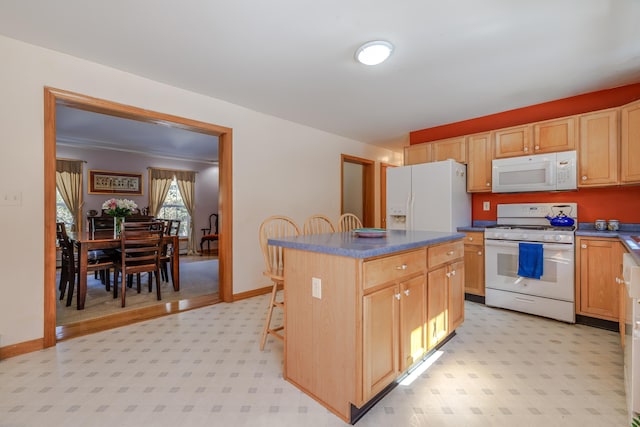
[396,264,408,270]
[468,237,473,241]
[447,251,454,256]
[486,182,491,187]
[477,251,482,256]
[395,293,401,300]
[534,145,540,150]
[581,176,587,181]
[581,244,587,249]
[404,289,410,296]
[446,272,451,278]
[451,270,456,276]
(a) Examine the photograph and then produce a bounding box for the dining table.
[69,230,180,310]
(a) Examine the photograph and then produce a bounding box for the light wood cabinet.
[494,124,531,158]
[404,143,431,165]
[621,100,640,184]
[532,116,577,154]
[363,284,399,399]
[463,232,485,296]
[578,109,619,187]
[432,136,466,163]
[447,259,465,332]
[362,249,427,401]
[576,236,623,321]
[466,133,493,192]
[426,240,464,349]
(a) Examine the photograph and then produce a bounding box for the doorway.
[44,87,233,347]
[341,154,374,227]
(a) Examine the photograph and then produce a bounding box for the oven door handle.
[484,240,573,252]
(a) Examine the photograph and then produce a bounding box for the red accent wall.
[472,186,640,223]
[409,83,640,224]
[410,83,640,144]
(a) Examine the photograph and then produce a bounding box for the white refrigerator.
[386,159,471,232]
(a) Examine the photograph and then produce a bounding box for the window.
[56,188,74,230]
[158,178,190,236]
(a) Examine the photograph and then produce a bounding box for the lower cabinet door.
[448,260,465,331]
[363,285,399,400]
[427,267,449,350]
[399,274,427,371]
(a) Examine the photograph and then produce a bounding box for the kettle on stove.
[545,205,575,227]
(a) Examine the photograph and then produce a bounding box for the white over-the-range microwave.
[492,150,577,193]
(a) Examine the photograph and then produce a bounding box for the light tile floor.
[0,297,629,427]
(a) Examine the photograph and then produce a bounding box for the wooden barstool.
[258,215,300,350]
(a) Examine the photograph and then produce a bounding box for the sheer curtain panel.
[56,159,83,231]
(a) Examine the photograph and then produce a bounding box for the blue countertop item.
[517,242,544,279]
[268,229,465,259]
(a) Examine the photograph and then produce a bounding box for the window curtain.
[175,170,197,255]
[148,168,174,217]
[56,159,83,232]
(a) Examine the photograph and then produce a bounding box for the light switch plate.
[483,201,490,211]
[0,191,22,206]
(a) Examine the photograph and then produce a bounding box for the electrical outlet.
[483,201,490,211]
[312,277,322,299]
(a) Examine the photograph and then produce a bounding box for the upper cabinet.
[403,98,640,191]
[494,125,530,158]
[466,132,493,192]
[404,143,431,166]
[532,116,577,154]
[621,100,640,184]
[431,136,466,163]
[578,109,619,187]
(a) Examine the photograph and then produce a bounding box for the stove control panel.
[484,229,574,244]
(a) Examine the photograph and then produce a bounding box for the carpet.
[56,256,218,325]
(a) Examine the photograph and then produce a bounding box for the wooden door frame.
[43,87,233,347]
[341,154,374,227]
[379,162,396,229]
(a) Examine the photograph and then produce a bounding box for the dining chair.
[112,221,164,307]
[200,213,219,255]
[158,219,181,286]
[303,214,336,235]
[259,215,300,350]
[337,213,363,232]
[56,222,115,308]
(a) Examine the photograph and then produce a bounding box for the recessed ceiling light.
[355,40,394,66]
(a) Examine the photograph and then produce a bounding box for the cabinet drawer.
[363,249,426,290]
[464,232,483,246]
[428,240,464,268]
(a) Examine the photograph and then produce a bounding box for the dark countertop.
[268,230,465,259]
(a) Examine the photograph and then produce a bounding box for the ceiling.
[2,0,640,153]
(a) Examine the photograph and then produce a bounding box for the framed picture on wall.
[88,170,143,195]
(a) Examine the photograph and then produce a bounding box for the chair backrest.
[303,214,335,235]
[119,222,164,274]
[338,213,363,232]
[166,219,181,236]
[259,216,300,279]
[56,222,73,253]
[204,213,218,235]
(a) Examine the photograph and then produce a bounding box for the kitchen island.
[269,229,465,423]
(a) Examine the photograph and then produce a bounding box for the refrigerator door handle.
[408,193,415,230]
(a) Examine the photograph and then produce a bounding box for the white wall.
[0,35,401,348]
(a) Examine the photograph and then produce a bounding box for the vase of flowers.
[102,198,138,237]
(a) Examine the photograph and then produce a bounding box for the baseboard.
[233,285,273,301]
[575,315,619,332]
[465,293,485,304]
[0,338,45,360]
